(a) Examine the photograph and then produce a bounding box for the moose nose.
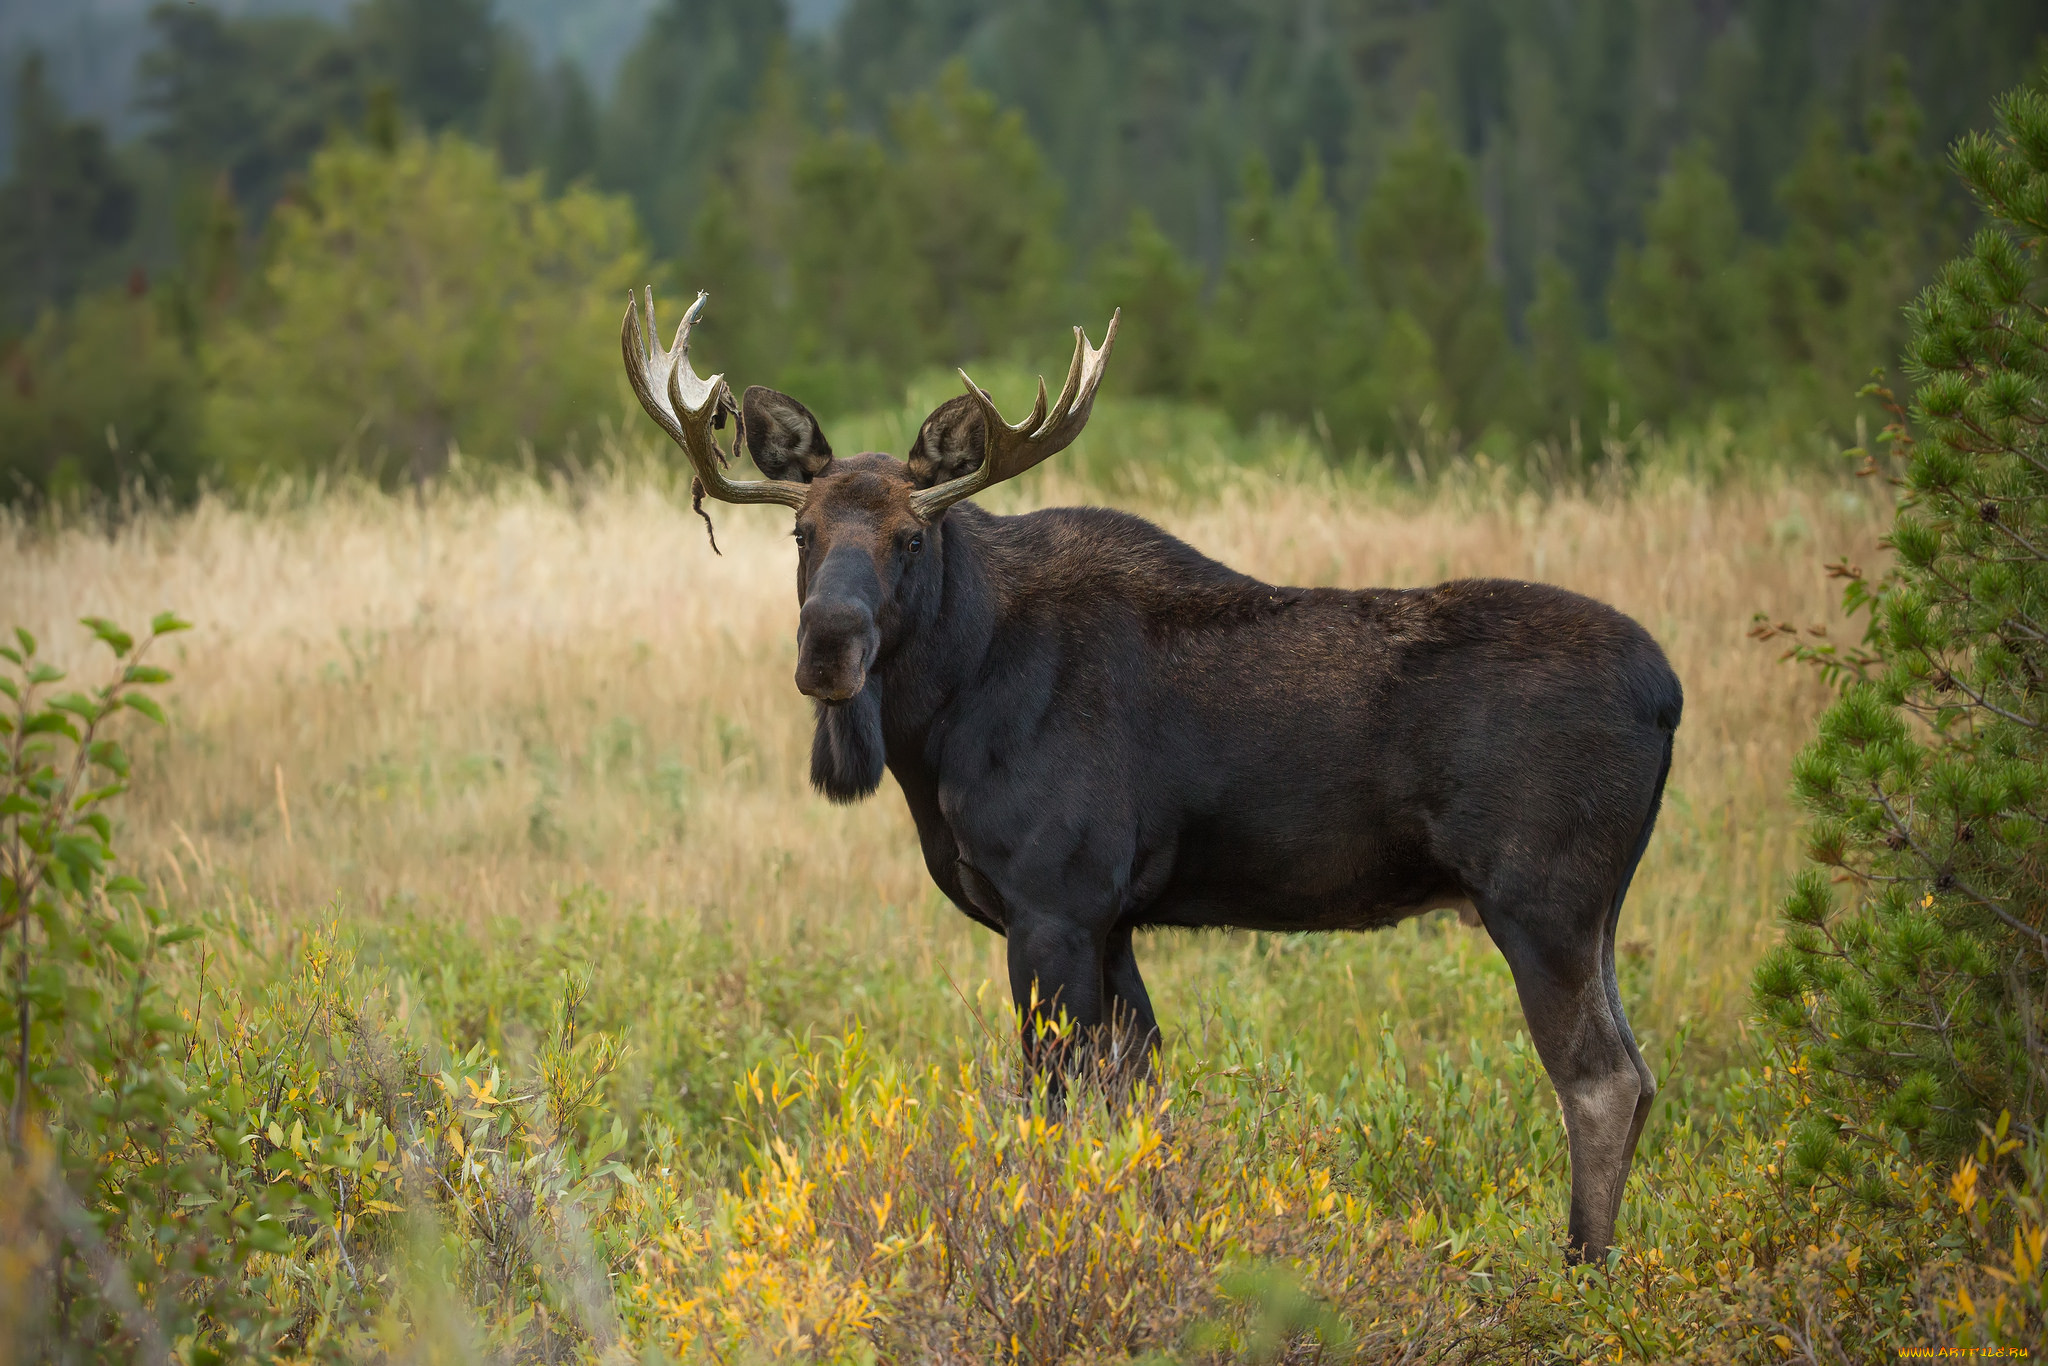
[795,597,877,702]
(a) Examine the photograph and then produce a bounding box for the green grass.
[7,418,2035,1360]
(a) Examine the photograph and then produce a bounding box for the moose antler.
[621,287,810,510]
[910,310,1120,521]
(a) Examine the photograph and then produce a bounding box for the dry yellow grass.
[0,459,1889,1067]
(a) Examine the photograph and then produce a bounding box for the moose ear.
[742,386,834,482]
[906,394,988,489]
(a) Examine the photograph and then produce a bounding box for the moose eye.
[907,533,923,555]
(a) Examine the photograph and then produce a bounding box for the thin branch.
[1870,787,2048,961]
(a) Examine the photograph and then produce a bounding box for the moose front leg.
[1006,913,1106,1097]
[1104,926,1160,1076]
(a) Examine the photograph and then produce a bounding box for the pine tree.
[889,62,1067,369]
[1199,158,1374,455]
[780,122,925,409]
[1755,84,2048,1169]
[600,0,790,254]
[1090,209,1202,399]
[1764,113,1870,417]
[1356,100,1519,442]
[680,56,815,402]
[138,2,599,229]
[354,0,499,135]
[1765,64,1952,434]
[680,61,1068,416]
[544,60,600,190]
[0,55,139,334]
[477,31,552,176]
[1524,254,1615,450]
[1607,144,1762,426]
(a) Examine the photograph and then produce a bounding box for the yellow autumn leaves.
[622,1029,1421,1362]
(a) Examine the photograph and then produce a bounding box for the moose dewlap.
[622,287,1682,1260]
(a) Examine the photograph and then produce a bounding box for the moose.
[622,288,1683,1260]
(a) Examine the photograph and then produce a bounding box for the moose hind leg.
[1493,906,1651,1261]
[1603,921,1658,1236]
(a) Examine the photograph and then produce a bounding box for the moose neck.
[890,502,1000,718]
[809,504,1000,801]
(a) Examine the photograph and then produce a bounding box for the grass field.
[6,453,1885,1050]
[2,421,1926,1359]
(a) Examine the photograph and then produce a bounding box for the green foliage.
[616,998,2041,1358]
[1356,101,1522,443]
[773,119,928,407]
[435,12,601,191]
[358,887,912,1171]
[10,0,2025,501]
[1524,255,1620,451]
[1198,160,1374,455]
[0,283,208,502]
[1195,136,1528,458]
[683,59,1069,421]
[7,588,2045,1353]
[1608,146,1764,427]
[537,59,602,192]
[0,615,646,1360]
[39,0,2046,322]
[600,0,790,254]
[1763,65,1954,435]
[827,0,2036,331]
[1090,210,1203,399]
[138,0,596,226]
[1756,84,2048,1170]
[137,5,366,221]
[0,612,298,1357]
[205,132,645,486]
[354,0,499,136]
[888,63,1068,368]
[2,614,194,1145]
[673,57,820,396]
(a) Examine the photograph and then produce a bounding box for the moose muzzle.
[795,550,881,703]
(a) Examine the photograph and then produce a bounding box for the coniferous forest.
[5,0,2046,497]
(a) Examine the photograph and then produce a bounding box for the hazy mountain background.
[0,0,848,159]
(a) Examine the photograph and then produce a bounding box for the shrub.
[0,285,208,504]
[205,131,645,487]
[624,1024,1476,1363]
[1753,85,2048,1165]
[1748,79,2048,1354]
[0,611,314,1357]
[0,617,641,1360]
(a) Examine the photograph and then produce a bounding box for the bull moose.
[622,288,1683,1260]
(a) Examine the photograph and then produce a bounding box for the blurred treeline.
[1,0,2042,501]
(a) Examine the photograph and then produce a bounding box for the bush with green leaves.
[1,618,641,1361]
[1755,84,2048,1173]
[0,611,312,1357]
[0,287,209,504]
[205,130,645,488]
